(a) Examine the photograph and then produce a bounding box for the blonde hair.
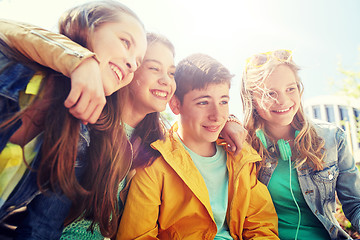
[241,50,325,170]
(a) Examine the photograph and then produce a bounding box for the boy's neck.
[177,126,217,157]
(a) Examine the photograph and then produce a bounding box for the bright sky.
[1,0,359,118]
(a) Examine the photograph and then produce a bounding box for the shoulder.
[311,119,340,132]
[230,141,262,164]
[311,119,346,142]
[310,119,348,164]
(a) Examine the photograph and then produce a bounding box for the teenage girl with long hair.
[59,32,175,239]
[241,49,360,239]
[0,1,147,239]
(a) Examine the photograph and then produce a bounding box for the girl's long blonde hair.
[241,50,325,171]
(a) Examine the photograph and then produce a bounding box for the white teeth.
[110,64,123,81]
[274,108,290,113]
[153,90,167,97]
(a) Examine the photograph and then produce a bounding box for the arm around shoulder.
[0,19,96,77]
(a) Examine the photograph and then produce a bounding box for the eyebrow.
[192,95,230,101]
[144,59,176,69]
[286,82,298,87]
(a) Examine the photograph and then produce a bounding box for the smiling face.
[128,41,176,114]
[171,83,230,154]
[254,64,300,130]
[89,14,147,96]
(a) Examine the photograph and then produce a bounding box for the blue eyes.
[196,100,228,105]
[197,101,208,105]
[288,87,296,92]
[121,39,130,49]
[266,87,297,98]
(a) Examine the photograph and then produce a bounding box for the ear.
[169,96,181,115]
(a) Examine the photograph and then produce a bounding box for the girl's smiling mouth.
[110,62,124,83]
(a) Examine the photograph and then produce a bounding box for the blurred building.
[304,95,360,163]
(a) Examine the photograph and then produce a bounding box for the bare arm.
[221,114,247,155]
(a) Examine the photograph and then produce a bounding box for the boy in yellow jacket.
[117,53,279,240]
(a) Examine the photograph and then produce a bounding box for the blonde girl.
[241,49,360,239]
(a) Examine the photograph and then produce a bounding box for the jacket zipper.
[30,30,84,58]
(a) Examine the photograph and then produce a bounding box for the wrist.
[227,114,242,125]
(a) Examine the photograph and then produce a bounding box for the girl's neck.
[122,96,148,128]
[265,124,295,141]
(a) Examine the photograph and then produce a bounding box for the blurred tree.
[333,48,360,142]
[333,47,360,239]
[334,47,360,98]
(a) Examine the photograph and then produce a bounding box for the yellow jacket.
[0,19,97,77]
[117,124,279,240]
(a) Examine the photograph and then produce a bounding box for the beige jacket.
[0,19,97,77]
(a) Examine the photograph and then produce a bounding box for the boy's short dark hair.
[174,53,233,103]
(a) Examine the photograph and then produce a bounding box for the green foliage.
[335,48,360,98]
[160,106,176,129]
[334,48,360,142]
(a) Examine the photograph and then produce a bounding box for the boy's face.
[171,82,230,150]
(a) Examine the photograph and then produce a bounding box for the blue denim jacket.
[0,50,90,239]
[258,120,360,240]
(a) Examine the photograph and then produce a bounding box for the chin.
[104,89,113,97]
[209,135,220,143]
[154,103,167,113]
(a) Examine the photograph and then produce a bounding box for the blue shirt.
[182,143,232,239]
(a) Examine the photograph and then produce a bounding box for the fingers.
[68,90,106,124]
[65,57,106,123]
[226,137,238,154]
[230,135,243,156]
[64,85,82,109]
[222,120,246,155]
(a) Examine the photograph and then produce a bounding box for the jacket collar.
[151,122,262,219]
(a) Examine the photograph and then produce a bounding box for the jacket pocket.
[312,164,339,183]
[311,164,339,203]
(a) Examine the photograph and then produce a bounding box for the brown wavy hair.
[241,50,325,171]
[0,0,144,237]
[129,33,175,169]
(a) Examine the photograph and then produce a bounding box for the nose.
[125,56,138,73]
[208,103,221,122]
[275,92,288,105]
[159,72,173,85]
